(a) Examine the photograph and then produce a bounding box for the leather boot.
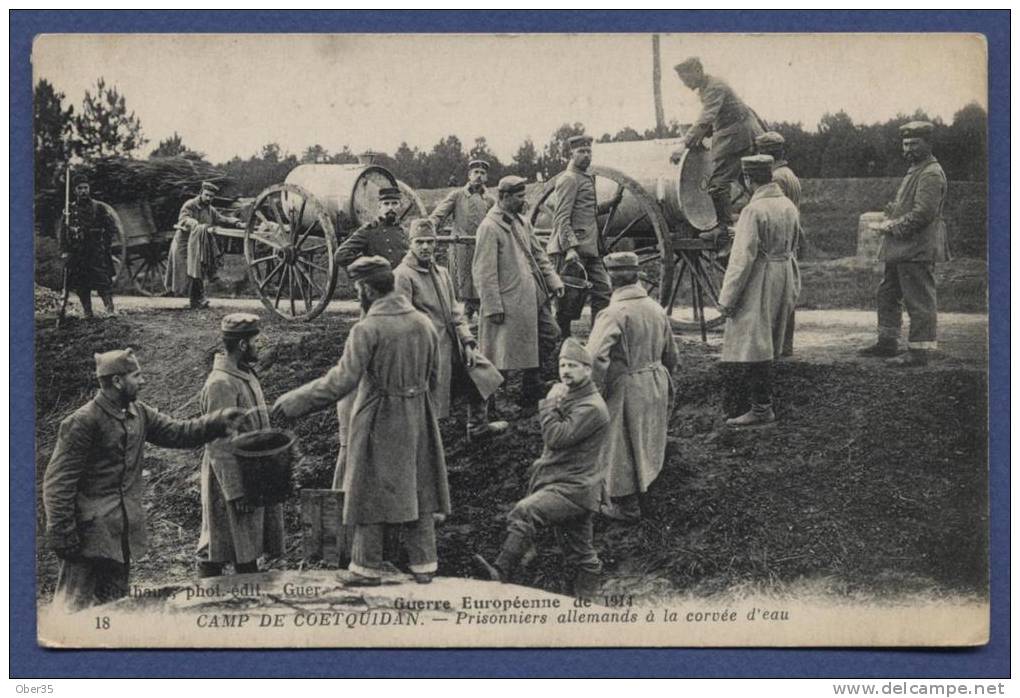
[726,402,776,428]
[572,568,602,601]
[474,531,529,582]
[234,561,259,574]
[887,349,930,367]
[77,290,95,319]
[197,561,224,578]
[858,337,900,357]
[100,292,116,316]
[188,277,209,309]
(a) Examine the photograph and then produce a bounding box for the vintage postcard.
[31,32,990,649]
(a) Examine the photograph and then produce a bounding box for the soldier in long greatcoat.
[272,257,449,586]
[428,159,495,318]
[673,57,766,244]
[473,176,564,406]
[586,252,679,521]
[43,349,244,612]
[58,173,118,318]
[394,219,506,438]
[717,155,802,427]
[858,120,951,367]
[197,313,285,577]
[170,181,242,307]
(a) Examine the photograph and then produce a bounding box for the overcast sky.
[33,33,987,164]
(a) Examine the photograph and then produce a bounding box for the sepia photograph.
[26,28,992,651]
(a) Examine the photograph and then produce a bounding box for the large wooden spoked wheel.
[395,179,429,225]
[102,202,169,297]
[531,165,679,328]
[637,241,727,335]
[244,183,338,321]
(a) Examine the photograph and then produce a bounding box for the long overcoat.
[472,205,564,370]
[198,355,285,563]
[166,196,235,291]
[428,185,495,300]
[394,253,476,418]
[586,284,679,497]
[718,182,802,362]
[43,392,225,563]
[275,292,450,525]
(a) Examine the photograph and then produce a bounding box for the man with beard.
[58,173,118,318]
[196,313,285,578]
[473,338,610,599]
[43,349,245,612]
[394,219,507,439]
[672,58,766,245]
[272,256,449,586]
[428,159,496,320]
[546,134,620,338]
[755,131,803,357]
[473,175,565,407]
[586,251,679,522]
[334,186,410,271]
[858,121,951,367]
[172,181,243,308]
[717,155,802,427]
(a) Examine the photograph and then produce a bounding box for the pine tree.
[73,78,147,159]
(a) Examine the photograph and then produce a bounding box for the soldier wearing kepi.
[58,173,118,318]
[755,131,804,357]
[428,159,496,320]
[334,186,410,271]
[473,175,565,407]
[547,134,620,338]
[717,155,802,427]
[196,313,285,578]
[272,256,449,586]
[672,57,766,245]
[586,251,679,522]
[858,120,951,367]
[474,338,610,599]
[394,219,508,439]
[174,181,244,309]
[43,349,245,612]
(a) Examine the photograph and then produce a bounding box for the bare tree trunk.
[652,34,666,137]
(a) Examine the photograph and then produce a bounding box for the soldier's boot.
[466,399,510,442]
[100,292,116,316]
[701,191,735,249]
[572,568,603,601]
[473,531,529,583]
[76,290,95,319]
[197,561,224,578]
[886,349,930,367]
[234,561,259,574]
[188,277,209,309]
[726,402,776,428]
[601,494,642,523]
[857,337,900,358]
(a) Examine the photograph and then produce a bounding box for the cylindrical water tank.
[284,164,399,231]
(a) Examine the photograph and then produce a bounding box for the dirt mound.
[34,311,988,602]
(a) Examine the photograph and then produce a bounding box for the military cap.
[741,154,775,175]
[899,121,935,140]
[674,57,704,76]
[378,187,402,202]
[95,348,141,377]
[409,218,437,239]
[755,131,786,149]
[220,312,261,337]
[201,181,219,193]
[497,175,528,194]
[467,159,490,171]
[559,337,593,366]
[347,255,392,282]
[567,134,593,150]
[71,172,89,187]
[604,251,641,272]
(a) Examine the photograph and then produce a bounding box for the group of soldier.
[46,57,951,610]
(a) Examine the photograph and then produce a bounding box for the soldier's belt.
[374,383,430,398]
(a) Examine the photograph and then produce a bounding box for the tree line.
[35,77,987,209]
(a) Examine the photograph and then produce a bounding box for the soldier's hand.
[488,312,505,325]
[231,495,257,515]
[234,219,246,229]
[464,344,478,368]
[553,286,565,299]
[669,148,685,165]
[564,248,581,265]
[219,407,247,435]
[546,382,569,401]
[270,400,292,426]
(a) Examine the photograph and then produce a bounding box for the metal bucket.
[557,261,592,322]
[228,428,296,507]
